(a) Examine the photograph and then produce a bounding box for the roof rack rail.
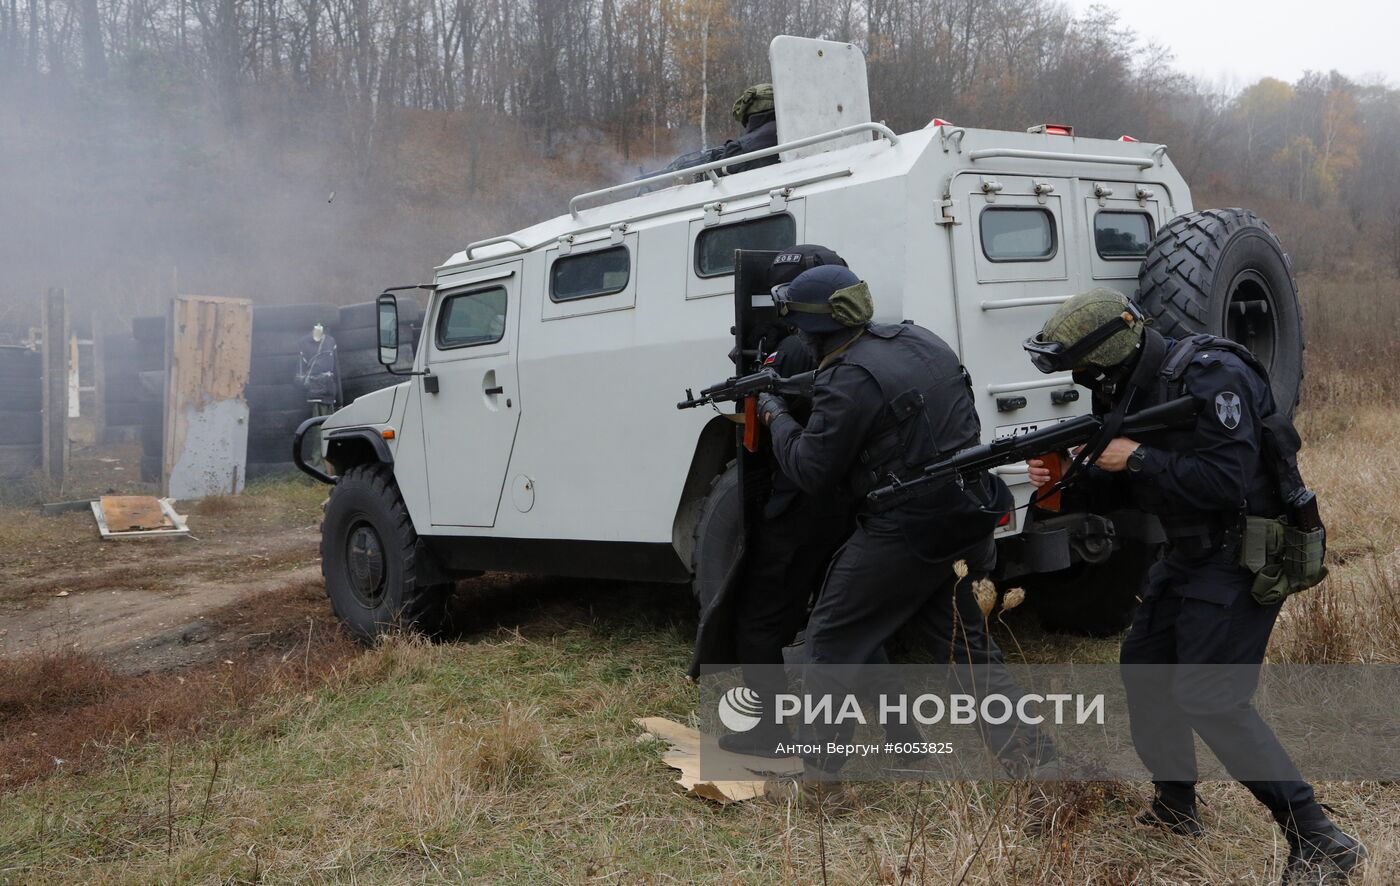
[463,234,530,261]
[568,122,899,218]
[966,147,1159,170]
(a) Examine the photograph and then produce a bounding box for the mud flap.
[687,250,782,679]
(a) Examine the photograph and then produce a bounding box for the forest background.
[2,0,1398,325]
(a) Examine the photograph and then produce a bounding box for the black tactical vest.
[1133,334,1284,520]
[826,322,982,501]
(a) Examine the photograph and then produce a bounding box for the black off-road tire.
[251,332,305,357]
[103,401,145,427]
[1136,208,1305,412]
[139,453,162,483]
[246,383,314,412]
[249,354,302,386]
[321,464,453,642]
[691,462,743,609]
[1026,539,1157,637]
[0,443,41,476]
[340,299,425,330]
[131,316,166,344]
[252,303,339,332]
[246,461,299,481]
[101,334,139,360]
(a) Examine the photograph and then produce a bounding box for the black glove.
[757,393,789,426]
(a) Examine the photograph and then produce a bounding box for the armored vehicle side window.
[695,214,796,278]
[979,207,1057,262]
[1094,211,1154,259]
[437,286,507,349]
[550,246,631,302]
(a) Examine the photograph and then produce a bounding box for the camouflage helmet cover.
[733,83,775,124]
[1038,288,1146,369]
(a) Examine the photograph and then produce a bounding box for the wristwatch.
[1126,447,1147,474]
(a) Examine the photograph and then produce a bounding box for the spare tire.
[1136,208,1304,412]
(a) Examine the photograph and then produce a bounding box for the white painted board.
[769,36,872,162]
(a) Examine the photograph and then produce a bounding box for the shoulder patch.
[1215,391,1242,429]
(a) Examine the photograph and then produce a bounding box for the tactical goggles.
[769,282,832,316]
[1023,302,1145,373]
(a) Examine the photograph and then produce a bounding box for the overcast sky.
[1060,0,1400,90]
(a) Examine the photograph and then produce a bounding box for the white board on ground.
[769,36,872,163]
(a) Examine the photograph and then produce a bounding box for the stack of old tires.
[102,322,166,444]
[128,316,167,483]
[246,304,340,481]
[0,347,43,478]
[334,299,424,404]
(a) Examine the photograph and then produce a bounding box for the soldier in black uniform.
[1024,289,1364,884]
[758,265,1054,777]
[717,246,856,757]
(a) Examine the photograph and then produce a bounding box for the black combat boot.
[1134,787,1204,837]
[1281,819,1366,884]
[718,721,796,758]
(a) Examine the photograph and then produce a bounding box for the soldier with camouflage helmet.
[1024,289,1365,883]
[663,83,779,177]
[719,83,779,174]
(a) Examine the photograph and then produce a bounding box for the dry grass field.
[0,270,1397,884]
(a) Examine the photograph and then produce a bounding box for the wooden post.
[163,295,253,498]
[92,313,107,442]
[41,288,69,486]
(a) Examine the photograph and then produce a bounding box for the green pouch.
[1282,525,1329,594]
[1242,516,1289,606]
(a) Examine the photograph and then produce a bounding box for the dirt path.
[1,486,329,673]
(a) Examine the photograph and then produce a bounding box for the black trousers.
[732,493,852,705]
[801,513,1054,773]
[1120,551,1321,827]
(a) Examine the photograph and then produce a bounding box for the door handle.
[484,385,504,396]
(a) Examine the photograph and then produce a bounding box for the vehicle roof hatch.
[770,36,872,163]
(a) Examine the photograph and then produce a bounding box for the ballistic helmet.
[771,265,874,334]
[769,244,848,288]
[733,83,775,124]
[1024,288,1146,373]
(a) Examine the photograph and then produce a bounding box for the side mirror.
[376,293,399,367]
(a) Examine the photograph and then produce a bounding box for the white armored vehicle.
[298,37,1304,639]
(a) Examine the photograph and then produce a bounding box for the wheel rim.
[1223,268,1278,372]
[346,520,387,608]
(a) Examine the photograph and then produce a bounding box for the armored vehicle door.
[418,261,523,527]
[947,173,1088,449]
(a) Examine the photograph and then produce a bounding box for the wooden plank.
[163,295,253,498]
[98,495,170,530]
[41,288,69,486]
[91,313,106,441]
[91,498,189,540]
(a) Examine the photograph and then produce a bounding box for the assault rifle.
[677,368,816,452]
[866,396,1199,509]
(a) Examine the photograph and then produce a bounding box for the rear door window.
[979,208,1057,262]
[1094,211,1153,258]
